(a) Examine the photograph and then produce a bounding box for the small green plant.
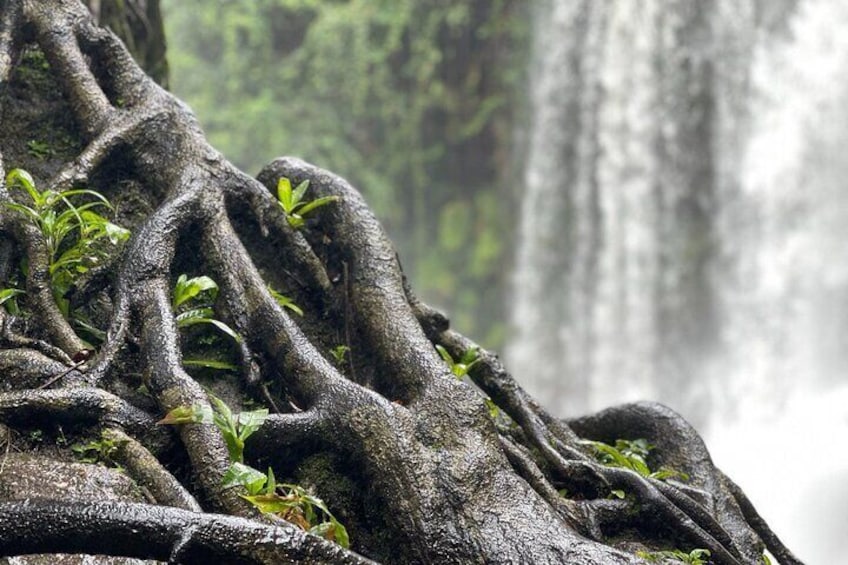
[158,394,266,463]
[159,394,349,547]
[329,345,349,365]
[0,288,24,315]
[276,176,338,229]
[268,286,304,316]
[584,438,688,482]
[636,548,710,564]
[172,274,241,344]
[71,430,126,468]
[3,168,130,317]
[435,344,480,378]
[26,140,53,160]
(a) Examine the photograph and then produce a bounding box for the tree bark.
[0,1,803,564]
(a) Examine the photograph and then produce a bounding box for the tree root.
[0,499,376,565]
[0,1,805,563]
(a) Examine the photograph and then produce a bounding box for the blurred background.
[161,1,848,562]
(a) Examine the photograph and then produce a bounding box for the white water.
[508,1,848,562]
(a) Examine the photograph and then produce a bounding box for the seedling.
[26,140,53,160]
[276,176,338,229]
[435,344,480,378]
[268,286,304,316]
[3,168,130,317]
[158,393,266,463]
[71,430,126,468]
[159,394,349,547]
[330,345,349,365]
[636,548,710,564]
[583,438,689,482]
[172,274,241,344]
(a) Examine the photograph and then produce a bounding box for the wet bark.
[0,1,803,564]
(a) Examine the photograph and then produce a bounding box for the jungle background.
[163,0,525,352]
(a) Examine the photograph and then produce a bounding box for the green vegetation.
[329,345,349,365]
[159,394,349,547]
[636,548,710,564]
[72,430,127,469]
[26,139,53,160]
[268,286,304,316]
[584,438,689,482]
[162,0,527,348]
[2,168,130,322]
[173,274,241,344]
[276,176,338,229]
[435,344,480,378]
[0,288,24,315]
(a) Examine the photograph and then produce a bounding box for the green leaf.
[264,467,276,495]
[0,288,24,306]
[241,492,299,515]
[610,489,626,499]
[104,221,131,244]
[157,405,208,425]
[435,344,455,365]
[176,311,241,343]
[286,214,305,229]
[5,168,38,202]
[330,345,349,364]
[277,177,294,213]
[268,287,304,316]
[176,307,215,325]
[310,520,350,549]
[222,462,267,495]
[291,179,310,207]
[294,195,338,217]
[459,347,479,365]
[206,319,242,343]
[181,358,239,371]
[237,408,269,442]
[173,274,219,309]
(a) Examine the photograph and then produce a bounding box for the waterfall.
[508,0,847,561]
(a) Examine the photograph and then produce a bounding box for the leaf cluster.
[435,344,479,378]
[158,395,350,548]
[276,177,338,229]
[584,438,689,482]
[71,430,127,469]
[3,168,130,317]
[172,274,241,345]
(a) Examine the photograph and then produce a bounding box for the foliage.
[71,430,127,469]
[636,548,711,564]
[435,344,479,378]
[162,0,527,349]
[329,345,349,365]
[0,288,24,314]
[276,177,338,229]
[2,168,130,318]
[26,139,53,160]
[172,274,241,344]
[584,438,689,482]
[158,394,349,547]
[268,286,303,316]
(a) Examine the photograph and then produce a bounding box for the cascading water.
[508,1,847,562]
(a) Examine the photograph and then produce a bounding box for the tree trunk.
[0,1,803,564]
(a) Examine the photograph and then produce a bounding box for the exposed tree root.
[0,499,375,564]
[0,1,805,563]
